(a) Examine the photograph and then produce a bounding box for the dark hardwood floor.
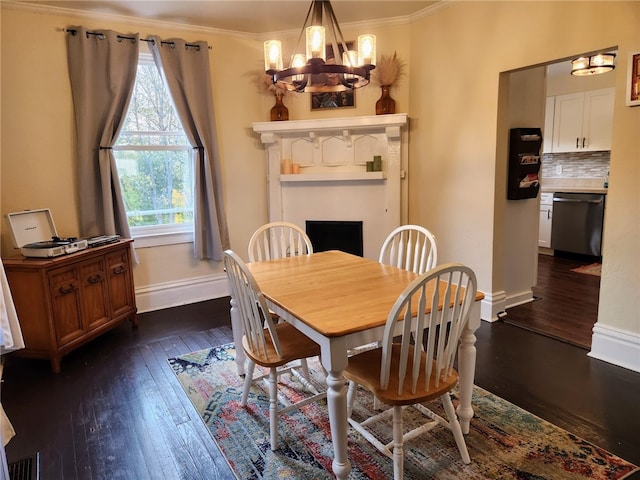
[504,253,601,349]
[2,292,639,479]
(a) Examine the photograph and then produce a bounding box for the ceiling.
[17,1,439,34]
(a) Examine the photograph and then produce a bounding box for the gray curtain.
[66,26,137,240]
[149,36,230,260]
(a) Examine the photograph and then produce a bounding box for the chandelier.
[263,0,376,93]
[571,53,616,76]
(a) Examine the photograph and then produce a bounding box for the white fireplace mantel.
[253,113,407,141]
[252,114,408,259]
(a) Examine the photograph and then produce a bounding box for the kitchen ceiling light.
[264,0,376,93]
[571,53,616,76]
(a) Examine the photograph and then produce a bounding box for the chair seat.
[344,344,458,406]
[243,322,321,369]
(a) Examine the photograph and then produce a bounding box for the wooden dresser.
[3,239,137,372]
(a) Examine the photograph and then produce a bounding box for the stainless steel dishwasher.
[551,192,605,256]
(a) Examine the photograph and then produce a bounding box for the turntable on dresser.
[20,236,88,258]
[6,209,89,258]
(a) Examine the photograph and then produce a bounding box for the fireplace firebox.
[306,220,363,257]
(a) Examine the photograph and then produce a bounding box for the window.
[113,53,193,247]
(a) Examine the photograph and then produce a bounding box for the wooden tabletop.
[248,250,421,337]
[249,250,485,338]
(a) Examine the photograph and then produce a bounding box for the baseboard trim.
[589,322,640,373]
[135,273,229,313]
[480,290,507,323]
[482,289,534,323]
[505,289,534,309]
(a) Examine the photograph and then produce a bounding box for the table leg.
[229,293,246,376]
[457,304,480,434]
[321,342,351,480]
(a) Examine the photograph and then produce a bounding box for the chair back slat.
[248,222,313,262]
[224,250,282,358]
[379,264,477,396]
[379,225,438,274]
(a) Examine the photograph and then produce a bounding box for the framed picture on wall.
[311,90,355,110]
[310,42,356,110]
[626,52,640,107]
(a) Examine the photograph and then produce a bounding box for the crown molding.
[257,2,448,42]
[3,1,448,42]
[0,1,258,39]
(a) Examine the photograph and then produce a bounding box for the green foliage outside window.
[114,58,193,228]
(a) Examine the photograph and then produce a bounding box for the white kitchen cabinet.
[539,192,553,250]
[543,96,555,153]
[551,87,614,153]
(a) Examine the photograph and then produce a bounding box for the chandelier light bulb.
[264,40,283,71]
[292,54,306,68]
[306,26,326,60]
[292,54,306,82]
[358,34,376,66]
[343,50,358,80]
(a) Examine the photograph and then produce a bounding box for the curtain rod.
[64,28,211,50]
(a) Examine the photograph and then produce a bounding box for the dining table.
[229,250,484,480]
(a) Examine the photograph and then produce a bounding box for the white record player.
[6,209,88,258]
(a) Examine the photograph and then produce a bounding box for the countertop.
[541,178,608,194]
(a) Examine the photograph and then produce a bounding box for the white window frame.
[114,51,194,248]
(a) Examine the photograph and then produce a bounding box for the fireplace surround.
[253,114,407,259]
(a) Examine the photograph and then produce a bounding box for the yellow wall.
[408,2,639,338]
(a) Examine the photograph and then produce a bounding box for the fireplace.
[306,220,363,257]
[253,114,407,260]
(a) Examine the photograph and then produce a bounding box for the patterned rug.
[168,344,639,480]
[571,263,602,276]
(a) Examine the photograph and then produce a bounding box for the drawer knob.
[59,283,76,294]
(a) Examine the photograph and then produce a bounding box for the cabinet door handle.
[112,266,126,275]
[576,137,579,148]
[59,283,76,294]
[547,210,551,220]
[88,274,102,284]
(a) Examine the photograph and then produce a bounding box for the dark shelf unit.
[507,127,542,200]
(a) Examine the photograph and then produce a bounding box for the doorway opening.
[501,52,614,348]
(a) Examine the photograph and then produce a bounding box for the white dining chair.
[378,224,438,275]
[248,221,313,262]
[349,225,438,363]
[224,250,326,451]
[247,221,315,381]
[345,263,477,479]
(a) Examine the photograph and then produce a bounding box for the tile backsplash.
[542,151,610,178]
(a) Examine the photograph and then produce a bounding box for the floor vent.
[8,453,39,480]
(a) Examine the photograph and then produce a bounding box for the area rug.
[168,344,639,480]
[571,263,602,276]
